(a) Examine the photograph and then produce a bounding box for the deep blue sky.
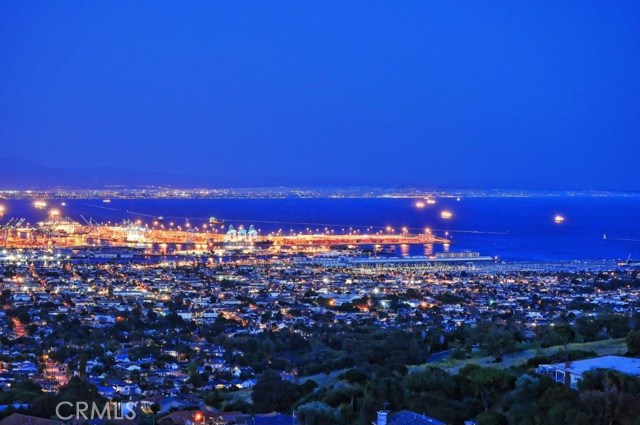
[1,2,639,190]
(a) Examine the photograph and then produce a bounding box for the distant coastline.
[0,187,639,200]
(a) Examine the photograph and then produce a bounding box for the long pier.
[0,218,449,248]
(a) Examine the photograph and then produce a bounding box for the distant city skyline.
[1,2,639,190]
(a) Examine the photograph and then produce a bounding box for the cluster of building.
[0,249,638,424]
[1,188,628,201]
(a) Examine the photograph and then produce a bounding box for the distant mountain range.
[1,157,635,193]
[0,156,377,189]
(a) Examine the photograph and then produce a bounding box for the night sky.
[1,2,639,190]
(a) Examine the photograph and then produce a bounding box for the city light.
[0,3,634,423]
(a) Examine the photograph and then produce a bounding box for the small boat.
[441,210,453,220]
[103,199,111,203]
[554,214,565,224]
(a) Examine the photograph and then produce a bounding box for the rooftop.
[550,355,640,376]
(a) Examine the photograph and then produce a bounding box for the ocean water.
[2,196,640,261]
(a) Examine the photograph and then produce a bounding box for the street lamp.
[193,412,205,424]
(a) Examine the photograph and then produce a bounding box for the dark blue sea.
[2,197,640,261]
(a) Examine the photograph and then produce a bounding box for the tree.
[0,289,12,305]
[505,373,575,425]
[78,354,88,377]
[296,402,340,425]
[577,369,640,424]
[625,330,640,356]
[56,377,105,419]
[578,383,640,425]
[366,369,406,412]
[204,389,222,407]
[29,393,59,419]
[467,367,512,410]
[403,367,467,425]
[480,329,518,360]
[477,410,507,425]
[403,366,455,395]
[251,369,300,413]
[300,379,319,395]
[540,330,565,348]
